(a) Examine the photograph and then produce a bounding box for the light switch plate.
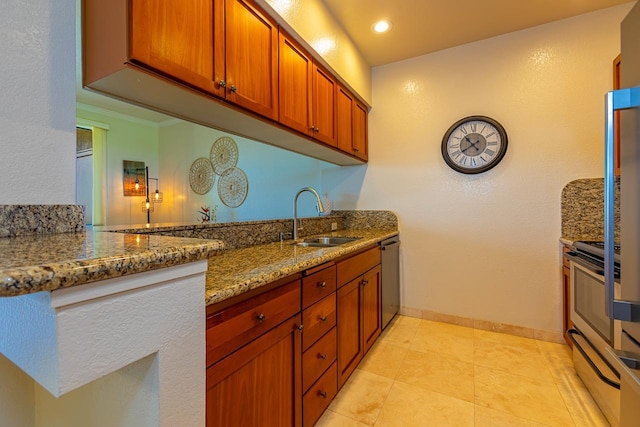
[331,222,338,231]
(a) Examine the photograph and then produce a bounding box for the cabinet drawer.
[303,362,337,427]
[302,293,336,351]
[302,265,336,309]
[206,280,301,367]
[337,246,380,287]
[303,327,336,392]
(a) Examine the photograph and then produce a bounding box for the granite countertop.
[205,229,398,306]
[0,229,224,297]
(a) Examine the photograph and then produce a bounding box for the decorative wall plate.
[210,136,239,175]
[189,157,214,195]
[218,167,248,208]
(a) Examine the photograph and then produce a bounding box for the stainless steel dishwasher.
[380,236,400,329]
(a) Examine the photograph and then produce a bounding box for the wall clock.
[441,115,508,174]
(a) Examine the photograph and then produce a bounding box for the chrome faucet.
[293,187,325,241]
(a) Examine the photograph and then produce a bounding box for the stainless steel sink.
[294,236,360,247]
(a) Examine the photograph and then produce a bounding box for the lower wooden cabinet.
[303,362,338,426]
[362,265,382,354]
[336,247,381,388]
[206,316,302,427]
[205,246,381,426]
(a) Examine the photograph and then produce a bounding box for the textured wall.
[323,4,633,333]
[0,0,76,204]
[0,0,76,425]
[158,121,326,225]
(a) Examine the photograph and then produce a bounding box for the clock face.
[441,116,508,174]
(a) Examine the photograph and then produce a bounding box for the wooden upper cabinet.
[130,0,223,97]
[312,64,337,146]
[278,32,313,136]
[224,0,279,120]
[336,85,354,153]
[353,101,369,161]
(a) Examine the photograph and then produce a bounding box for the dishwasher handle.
[381,241,400,251]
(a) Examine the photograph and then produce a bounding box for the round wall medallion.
[210,136,239,175]
[189,157,214,195]
[441,115,508,174]
[218,167,248,208]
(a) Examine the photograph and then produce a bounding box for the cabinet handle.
[319,353,327,360]
[319,391,327,398]
[297,324,304,332]
[353,148,359,152]
[230,85,237,93]
[218,79,226,88]
[318,281,327,289]
[361,279,369,286]
[320,316,327,322]
[256,313,266,322]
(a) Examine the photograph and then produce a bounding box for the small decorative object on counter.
[198,206,215,224]
[321,192,333,216]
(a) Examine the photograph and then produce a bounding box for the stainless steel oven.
[566,241,622,427]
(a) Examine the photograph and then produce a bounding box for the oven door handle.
[567,329,620,389]
[564,252,605,276]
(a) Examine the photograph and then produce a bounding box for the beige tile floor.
[316,315,610,427]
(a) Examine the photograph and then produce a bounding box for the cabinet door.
[353,101,369,161]
[362,265,381,354]
[337,276,363,388]
[279,32,313,136]
[336,85,354,154]
[225,0,278,119]
[312,64,337,146]
[130,0,223,97]
[206,316,302,427]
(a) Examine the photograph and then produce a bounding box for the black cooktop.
[573,240,620,261]
[569,241,621,278]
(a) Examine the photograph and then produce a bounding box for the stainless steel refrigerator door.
[620,0,640,342]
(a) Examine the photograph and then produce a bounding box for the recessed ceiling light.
[372,20,392,33]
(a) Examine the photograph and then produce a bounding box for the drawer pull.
[256,313,266,322]
[320,316,327,322]
[361,279,369,286]
[318,281,327,289]
[319,391,327,398]
[319,353,327,360]
[297,324,305,332]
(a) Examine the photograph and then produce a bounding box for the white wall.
[0,0,76,204]
[158,121,326,224]
[0,0,76,425]
[76,107,329,226]
[324,4,633,334]
[76,106,160,226]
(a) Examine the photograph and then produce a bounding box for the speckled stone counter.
[0,229,224,297]
[204,229,398,306]
[561,178,620,241]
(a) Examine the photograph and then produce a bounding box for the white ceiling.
[321,0,632,66]
[76,0,633,122]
